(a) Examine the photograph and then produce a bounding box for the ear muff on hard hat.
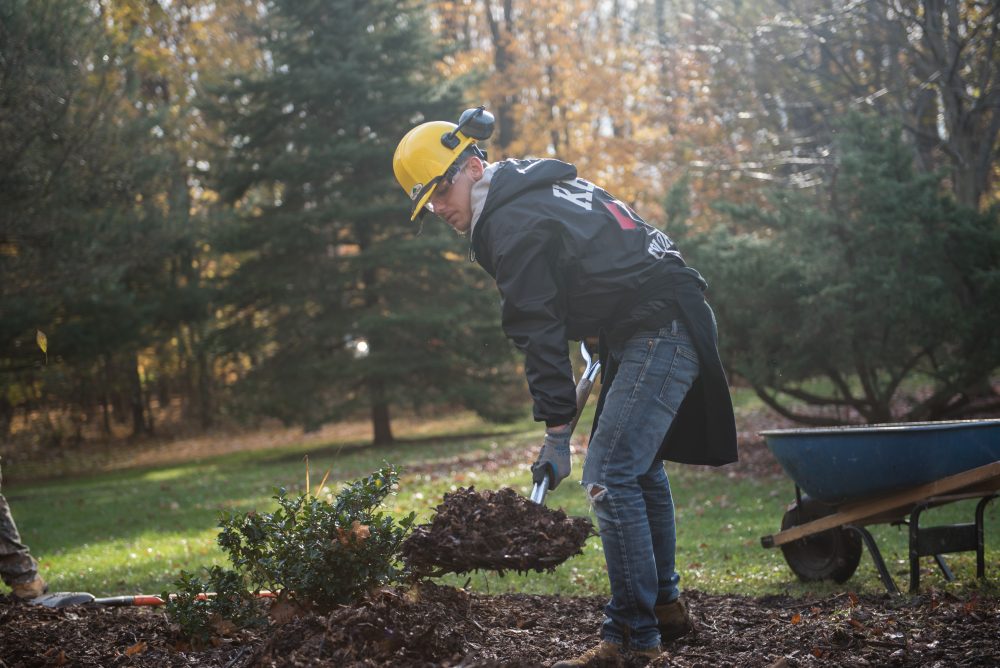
[393,106,494,221]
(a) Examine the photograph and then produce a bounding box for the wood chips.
[401,486,596,576]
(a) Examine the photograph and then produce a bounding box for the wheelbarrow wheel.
[779,499,862,584]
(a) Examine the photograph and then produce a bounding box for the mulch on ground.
[5,404,999,666]
[2,584,998,667]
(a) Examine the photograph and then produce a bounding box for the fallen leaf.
[269,600,305,625]
[351,520,371,541]
[847,591,859,607]
[124,641,147,656]
[790,613,802,624]
[42,648,67,666]
[210,616,238,636]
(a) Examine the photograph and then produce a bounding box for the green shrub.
[163,566,267,645]
[216,464,416,611]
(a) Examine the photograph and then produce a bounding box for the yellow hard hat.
[393,107,494,221]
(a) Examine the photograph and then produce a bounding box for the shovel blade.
[31,592,97,608]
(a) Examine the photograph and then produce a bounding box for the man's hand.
[531,426,572,490]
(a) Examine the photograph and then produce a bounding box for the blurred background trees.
[1,0,998,448]
[678,113,1000,424]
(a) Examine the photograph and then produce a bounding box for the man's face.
[427,157,483,234]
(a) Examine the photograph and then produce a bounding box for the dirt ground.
[3,408,998,666]
[2,583,998,667]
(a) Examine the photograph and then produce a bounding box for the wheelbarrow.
[759,419,1000,593]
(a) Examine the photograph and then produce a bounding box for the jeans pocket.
[618,331,657,368]
[657,343,700,409]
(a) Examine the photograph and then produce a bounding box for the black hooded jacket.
[470,158,737,467]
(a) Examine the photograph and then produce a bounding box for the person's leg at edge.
[0,464,42,594]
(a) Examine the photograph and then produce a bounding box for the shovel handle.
[92,591,277,607]
[568,377,596,434]
[530,343,601,505]
[90,595,150,606]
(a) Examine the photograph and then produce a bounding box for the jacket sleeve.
[490,218,576,427]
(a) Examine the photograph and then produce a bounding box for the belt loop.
[671,319,678,336]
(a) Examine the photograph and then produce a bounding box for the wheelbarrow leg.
[908,495,997,592]
[931,554,955,583]
[846,525,900,595]
[975,495,997,579]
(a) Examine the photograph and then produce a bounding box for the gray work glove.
[531,429,572,490]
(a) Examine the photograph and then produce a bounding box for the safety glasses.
[410,163,460,219]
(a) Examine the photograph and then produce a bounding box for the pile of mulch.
[400,486,596,575]
[3,585,998,667]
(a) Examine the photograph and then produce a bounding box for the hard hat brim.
[402,133,477,222]
[409,178,440,221]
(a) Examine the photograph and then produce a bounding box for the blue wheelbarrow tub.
[761,419,1000,505]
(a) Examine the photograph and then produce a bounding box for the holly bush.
[216,464,415,611]
[163,565,267,645]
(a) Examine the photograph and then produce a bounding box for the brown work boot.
[11,576,47,600]
[551,640,624,667]
[632,644,664,661]
[655,597,693,643]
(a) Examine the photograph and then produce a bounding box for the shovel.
[31,589,277,609]
[529,341,601,505]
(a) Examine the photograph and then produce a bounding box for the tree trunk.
[128,351,149,437]
[371,380,394,446]
[101,393,111,437]
[0,394,11,439]
[196,343,213,429]
[483,0,517,155]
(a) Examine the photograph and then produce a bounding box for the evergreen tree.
[1,0,210,439]
[204,0,522,442]
[680,113,1000,424]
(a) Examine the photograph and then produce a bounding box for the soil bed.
[3,584,998,667]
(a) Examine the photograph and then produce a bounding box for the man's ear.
[468,156,486,182]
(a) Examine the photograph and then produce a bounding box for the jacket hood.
[478,158,578,224]
[469,161,501,236]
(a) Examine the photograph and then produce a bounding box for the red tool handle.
[92,591,276,606]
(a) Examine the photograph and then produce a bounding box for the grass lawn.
[4,408,999,601]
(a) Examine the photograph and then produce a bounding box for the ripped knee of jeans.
[585,482,608,503]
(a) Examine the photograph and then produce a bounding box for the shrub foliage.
[166,465,415,638]
[218,465,415,609]
[163,566,267,644]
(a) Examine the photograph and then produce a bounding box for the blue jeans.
[581,320,700,650]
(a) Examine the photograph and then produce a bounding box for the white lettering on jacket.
[552,177,595,211]
[646,226,679,260]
